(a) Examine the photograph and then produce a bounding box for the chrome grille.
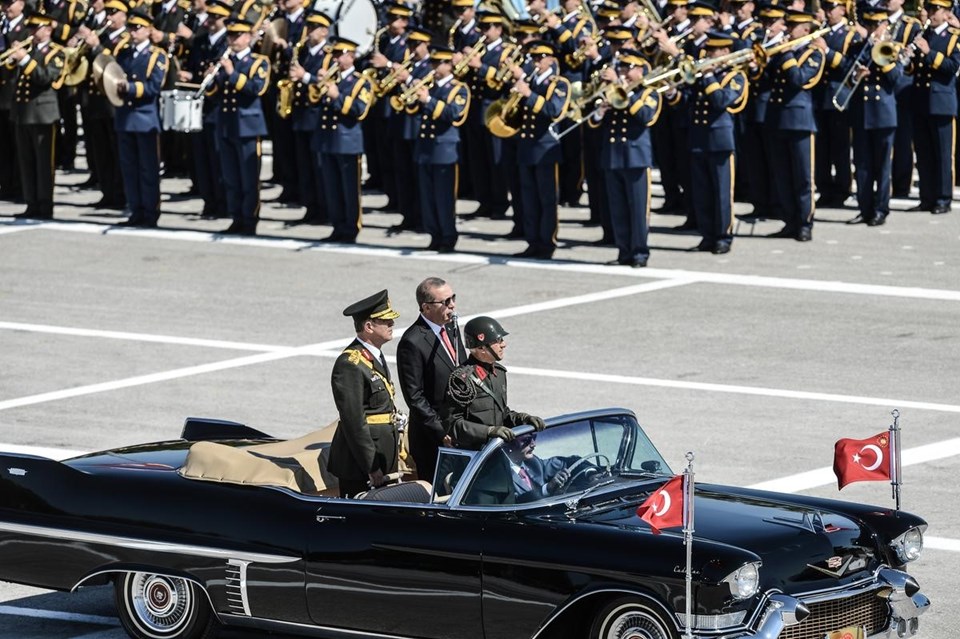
[224,560,250,616]
[779,588,888,639]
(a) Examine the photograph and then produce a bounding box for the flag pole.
[683,451,695,639]
[890,409,901,511]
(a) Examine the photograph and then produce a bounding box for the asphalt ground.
[1,149,958,638]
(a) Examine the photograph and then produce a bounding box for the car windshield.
[456,411,672,507]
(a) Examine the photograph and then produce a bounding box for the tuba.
[485,89,524,137]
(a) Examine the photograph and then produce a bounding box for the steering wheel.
[561,453,612,492]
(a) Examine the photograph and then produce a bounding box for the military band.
[2,0,959,267]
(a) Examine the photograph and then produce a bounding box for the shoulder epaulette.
[343,348,374,368]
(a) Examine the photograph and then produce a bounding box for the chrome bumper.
[733,568,929,639]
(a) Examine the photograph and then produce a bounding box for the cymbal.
[101,60,127,108]
[91,51,113,85]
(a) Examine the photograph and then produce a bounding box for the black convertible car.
[0,408,930,639]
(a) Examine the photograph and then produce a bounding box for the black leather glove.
[488,425,516,442]
[525,415,546,432]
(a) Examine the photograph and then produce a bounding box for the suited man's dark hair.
[415,277,449,307]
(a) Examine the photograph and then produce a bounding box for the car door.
[304,497,486,639]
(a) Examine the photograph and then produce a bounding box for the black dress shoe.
[387,222,415,235]
[513,246,538,258]
[653,202,682,214]
[691,239,713,252]
[906,203,933,212]
[436,243,456,254]
[932,205,952,215]
[796,227,813,242]
[631,257,648,268]
[504,228,524,239]
[891,191,910,198]
[846,214,872,225]
[735,212,765,223]
[867,213,887,226]
[535,248,554,260]
[711,243,731,255]
[117,218,142,227]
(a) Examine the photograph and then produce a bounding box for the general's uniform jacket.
[767,44,825,131]
[10,41,65,125]
[208,50,270,138]
[328,340,400,481]
[290,41,332,133]
[814,22,859,111]
[444,357,531,450]
[849,40,901,129]
[684,68,749,152]
[412,74,469,164]
[909,23,960,116]
[114,42,168,133]
[314,68,374,155]
[516,68,571,165]
[589,85,661,169]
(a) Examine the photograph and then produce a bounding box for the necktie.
[518,466,532,489]
[439,327,457,365]
[379,352,391,381]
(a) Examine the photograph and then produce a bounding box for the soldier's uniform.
[0,7,29,201]
[312,37,374,243]
[908,0,960,215]
[846,10,903,227]
[150,0,192,179]
[10,13,65,220]
[288,10,333,226]
[588,49,661,266]
[766,10,825,242]
[209,17,269,235]
[551,5,593,206]
[683,33,748,254]
[329,290,402,498]
[413,46,470,252]
[269,0,306,204]
[888,9,922,196]
[813,1,858,207]
[114,10,168,228]
[514,40,571,260]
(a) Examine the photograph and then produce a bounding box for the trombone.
[832,33,903,111]
[548,77,630,140]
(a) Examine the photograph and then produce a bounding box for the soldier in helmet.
[444,316,546,450]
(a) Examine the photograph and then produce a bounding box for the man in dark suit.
[444,316,546,450]
[396,277,466,484]
[503,432,576,502]
[8,12,65,221]
[329,289,402,499]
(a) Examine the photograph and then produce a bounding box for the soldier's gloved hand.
[488,426,516,442]
[525,415,547,432]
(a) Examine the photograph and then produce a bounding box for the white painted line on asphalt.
[6,219,960,302]
[0,322,284,353]
[748,438,960,493]
[926,536,960,552]
[0,224,41,236]
[0,605,120,626]
[508,365,960,414]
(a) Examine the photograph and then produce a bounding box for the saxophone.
[276,39,303,119]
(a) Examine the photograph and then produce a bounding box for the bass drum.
[312,0,379,56]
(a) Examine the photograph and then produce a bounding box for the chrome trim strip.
[218,613,419,638]
[0,521,299,564]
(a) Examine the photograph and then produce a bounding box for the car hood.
[576,482,886,593]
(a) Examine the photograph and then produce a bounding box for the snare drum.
[159,89,204,132]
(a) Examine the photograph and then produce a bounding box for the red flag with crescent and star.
[637,475,684,534]
[833,431,891,490]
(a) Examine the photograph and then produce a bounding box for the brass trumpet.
[453,35,487,78]
[489,42,525,91]
[307,65,342,103]
[376,58,414,97]
[389,70,436,110]
[0,36,33,65]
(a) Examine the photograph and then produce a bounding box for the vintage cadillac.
[0,408,929,639]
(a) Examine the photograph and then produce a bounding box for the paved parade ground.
[1,165,959,637]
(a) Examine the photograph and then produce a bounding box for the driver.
[443,316,546,449]
[503,433,575,501]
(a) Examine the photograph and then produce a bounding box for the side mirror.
[640,460,662,473]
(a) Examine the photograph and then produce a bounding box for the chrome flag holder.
[683,451,695,639]
[890,409,902,511]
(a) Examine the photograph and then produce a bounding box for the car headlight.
[891,527,924,563]
[723,562,761,600]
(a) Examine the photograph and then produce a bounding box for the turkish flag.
[637,475,684,534]
[833,431,891,490]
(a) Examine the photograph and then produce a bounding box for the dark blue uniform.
[590,85,661,266]
[271,9,306,204]
[744,33,782,220]
[468,37,513,218]
[313,67,375,242]
[392,55,432,232]
[767,44,825,239]
[814,22,858,205]
[114,42,167,227]
[290,40,333,224]
[849,42,902,224]
[552,11,593,206]
[414,74,470,251]
[910,22,960,212]
[185,28,228,218]
[685,67,748,252]
[889,13,923,196]
[210,48,269,234]
[516,67,571,259]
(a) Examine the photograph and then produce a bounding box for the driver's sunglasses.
[425,294,456,307]
[516,434,536,447]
